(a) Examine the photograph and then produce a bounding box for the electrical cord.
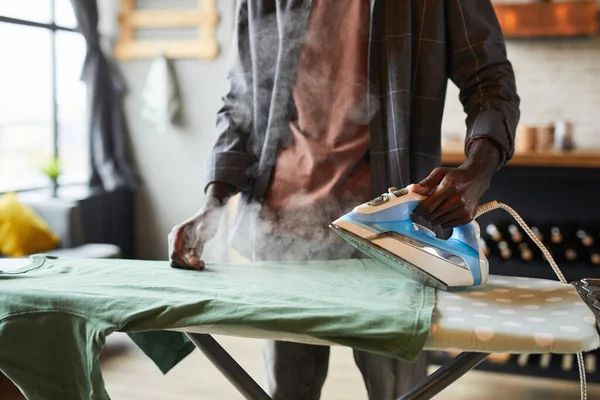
[476,201,587,400]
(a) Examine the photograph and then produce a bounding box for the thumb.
[185,243,205,270]
[413,168,447,194]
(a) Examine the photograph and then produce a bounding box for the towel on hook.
[142,53,180,135]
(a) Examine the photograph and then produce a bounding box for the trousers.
[252,225,428,399]
[262,340,427,400]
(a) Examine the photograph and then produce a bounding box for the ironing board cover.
[427,275,600,354]
[181,275,600,355]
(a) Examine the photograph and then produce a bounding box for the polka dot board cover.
[426,275,600,354]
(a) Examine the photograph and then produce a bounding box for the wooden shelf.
[114,0,219,61]
[494,2,598,38]
[442,150,600,168]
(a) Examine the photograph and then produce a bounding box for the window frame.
[0,3,81,193]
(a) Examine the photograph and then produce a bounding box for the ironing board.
[179,275,600,354]
[1,259,599,400]
[175,275,600,399]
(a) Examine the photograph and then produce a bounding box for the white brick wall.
[442,38,600,149]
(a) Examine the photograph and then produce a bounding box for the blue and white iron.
[330,184,489,290]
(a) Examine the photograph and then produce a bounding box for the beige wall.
[102,1,600,259]
[442,38,600,149]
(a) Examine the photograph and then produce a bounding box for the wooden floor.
[3,333,600,399]
[100,333,599,400]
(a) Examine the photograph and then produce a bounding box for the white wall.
[442,38,600,149]
[100,0,235,260]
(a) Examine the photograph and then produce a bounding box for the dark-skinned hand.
[168,183,235,270]
[412,138,503,229]
[168,209,221,271]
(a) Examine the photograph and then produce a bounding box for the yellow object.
[0,193,60,257]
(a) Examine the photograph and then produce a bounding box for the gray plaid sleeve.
[204,0,257,192]
[446,0,521,164]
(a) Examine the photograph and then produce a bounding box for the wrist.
[204,182,236,208]
[461,138,503,175]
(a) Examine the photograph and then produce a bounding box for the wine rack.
[428,351,600,383]
[481,221,600,281]
[434,161,600,383]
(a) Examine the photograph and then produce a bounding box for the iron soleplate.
[330,224,449,290]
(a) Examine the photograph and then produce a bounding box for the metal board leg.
[397,352,490,400]
[186,333,272,400]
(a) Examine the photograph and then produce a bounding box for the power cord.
[476,201,587,400]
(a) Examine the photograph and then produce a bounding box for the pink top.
[263,0,372,238]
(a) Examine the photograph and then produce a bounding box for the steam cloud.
[205,7,380,263]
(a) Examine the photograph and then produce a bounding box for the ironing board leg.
[397,352,490,400]
[185,333,273,400]
[186,333,487,400]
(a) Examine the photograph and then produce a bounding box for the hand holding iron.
[412,138,503,229]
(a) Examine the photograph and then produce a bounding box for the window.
[0,1,88,193]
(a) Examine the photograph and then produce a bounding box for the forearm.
[202,0,255,203]
[447,0,520,165]
[460,138,504,177]
[202,182,237,212]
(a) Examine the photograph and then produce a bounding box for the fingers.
[412,168,447,195]
[170,250,205,270]
[411,166,489,229]
[440,213,474,230]
[430,205,473,228]
[171,255,205,271]
[414,178,457,218]
[425,193,466,222]
[186,242,206,269]
[167,211,222,271]
[168,226,205,271]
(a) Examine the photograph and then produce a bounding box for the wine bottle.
[577,229,595,248]
[540,353,551,369]
[487,353,510,364]
[550,226,564,244]
[446,350,461,358]
[541,241,560,263]
[486,224,503,242]
[498,241,512,260]
[530,225,545,242]
[563,238,580,262]
[519,242,534,262]
[508,224,523,243]
[517,353,530,367]
[481,238,492,258]
[562,354,574,371]
[586,354,597,374]
[589,245,600,266]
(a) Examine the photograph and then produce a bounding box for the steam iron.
[330,185,489,290]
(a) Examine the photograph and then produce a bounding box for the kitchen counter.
[442,149,600,168]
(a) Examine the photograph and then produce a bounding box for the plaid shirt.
[205,0,520,256]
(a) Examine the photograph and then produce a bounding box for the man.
[169,0,519,399]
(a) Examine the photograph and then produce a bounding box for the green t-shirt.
[0,255,434,400]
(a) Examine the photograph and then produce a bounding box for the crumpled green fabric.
[0,255,434,400]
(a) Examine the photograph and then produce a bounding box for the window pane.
[56,31,89,186]
[54,0,77,29]
[0,24,53,192]
[0,1,52,24]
